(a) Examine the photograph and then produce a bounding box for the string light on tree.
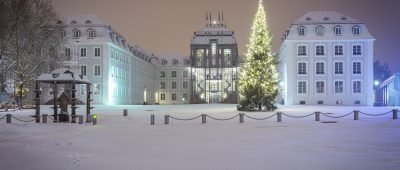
[239,0,279,111]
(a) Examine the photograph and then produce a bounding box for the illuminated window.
[211,42,217,65]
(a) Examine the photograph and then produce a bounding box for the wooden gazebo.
[35,68,93,123]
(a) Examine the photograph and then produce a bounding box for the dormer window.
[334,26,342,36]
[352,25,361,35]
[183,59,190,65]
[306,17,311,21]
[56,20,63,24]
[316,26,324,36]
[72,29,80,39]
[71,20,77,24]
[297,26,306,36]
[341,16,347,20]
[323,17,329,21]
[88,29,95,38]
[59,30,65,38]
[161,59,168,65]
[85,20,92,24]
[173,59,179,65]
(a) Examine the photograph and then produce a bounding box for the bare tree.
[0,0,66,106]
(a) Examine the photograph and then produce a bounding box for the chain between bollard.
[206,114,240,121]
[0,115,6,120]
[359,111,392,116]
[243,113,277,120]
[281,113,315,118]
[320,112,354,118]
[11,115,37,122]
[169,115,202,121]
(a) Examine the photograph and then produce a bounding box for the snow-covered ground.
[1,104,400,170]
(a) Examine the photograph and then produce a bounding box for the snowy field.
[1,104,400,170]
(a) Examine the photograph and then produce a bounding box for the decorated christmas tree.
[239,0,279,111]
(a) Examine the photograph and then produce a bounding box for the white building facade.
[56,15,157,105]
[279,12,375,106]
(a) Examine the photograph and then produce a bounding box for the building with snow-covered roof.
[279,11,375,106]
[190,12,239,103]
[52,15,157,105]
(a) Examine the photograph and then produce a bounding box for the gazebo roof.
[36,68,91,84]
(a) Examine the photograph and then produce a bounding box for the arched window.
[173,59,179,65]
[315,26,324,36]
[59,30,65,38]
[352,25,361,35]
[297,26,306,36]
[72,29,80,39]
[334,26,342,36]
[183,59,190,65]
[88,29,96,38]
[161,59,168,65]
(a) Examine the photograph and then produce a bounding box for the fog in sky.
[52,0,400,72]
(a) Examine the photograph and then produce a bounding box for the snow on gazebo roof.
[36,68,91,84]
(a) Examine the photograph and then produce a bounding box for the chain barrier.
[169,115,202,121]
[47,115,54,121]
[11,115,37,122]
[206,114,240,121]
[243,113,277,120]
[0,115,6,120]
[359,111,392,117]
[281,113,315,118]
[320,112,354,118]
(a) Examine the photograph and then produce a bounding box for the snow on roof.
[63,15,105,25]
[36,68,90,84]
[294,11,361,25]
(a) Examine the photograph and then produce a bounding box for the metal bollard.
[164,115,169,124]
[239,113,244,123]
[42,114,48,123]
[6,114,11,123]
[277,112,282,122]
[78,115,83,124]
[92,114,97,125]
[354,110,359,120]
[393,109,398,120]
[151,114,155,125]
[202,114,206,124]
[123,109,128,116]
[315,112,320,121]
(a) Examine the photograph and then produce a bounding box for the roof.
[294,11,361,25]
[36,68,91,84]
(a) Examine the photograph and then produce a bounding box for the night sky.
[52,0,400,72]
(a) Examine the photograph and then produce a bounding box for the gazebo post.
[86,84,92,123]
[71,82,77,123]
[34,81,41,123]
[53,83,58,122]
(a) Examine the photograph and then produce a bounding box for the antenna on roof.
[222,11,225,27]
[206,12,209,27]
